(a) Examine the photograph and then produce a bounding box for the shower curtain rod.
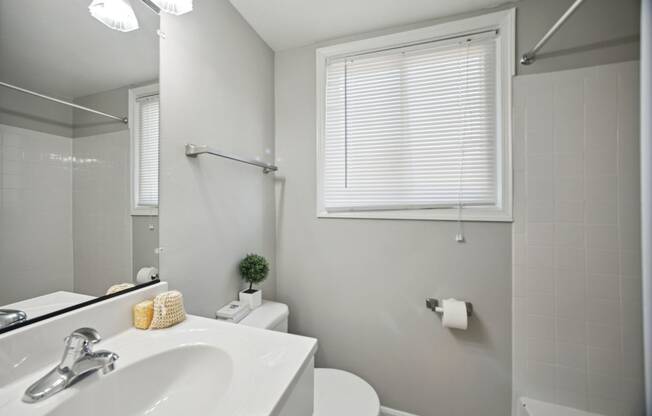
[521,0,586,65]
[0,81,128,124]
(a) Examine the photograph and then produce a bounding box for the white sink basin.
[0,315,316,416]
[48,345,232,416]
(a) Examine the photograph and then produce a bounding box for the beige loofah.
[149,290,186,329]
[106,283,135,295]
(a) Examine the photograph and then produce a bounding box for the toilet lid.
[314,369,380,416]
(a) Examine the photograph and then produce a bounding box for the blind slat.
[137,95,159,208]
[323,35,498,211]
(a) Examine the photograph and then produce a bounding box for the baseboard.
[380,405,421,416]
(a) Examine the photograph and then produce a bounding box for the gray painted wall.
[159,0,276,317]
[71,82,154,127]
[73,86,130,138]
[72,80,157,137]
[132,216,159,279]
[0,88,73,137]
[291,0,639,78]
[275,45,512,416]
[273,2,640,415]
[0,79,157,139]
[515,0,640,75]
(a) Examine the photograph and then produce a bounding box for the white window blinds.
[323,33,498,212]
[136,94,159,207]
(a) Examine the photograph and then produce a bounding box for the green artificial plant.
[239,253,269,293]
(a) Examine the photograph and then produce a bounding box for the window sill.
[131,207,158,217]
[317,207,513,222]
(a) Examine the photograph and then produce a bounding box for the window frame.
[315,9,515,222]
[129,83,160,216]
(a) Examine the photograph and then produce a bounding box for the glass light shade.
[89,0,139,32]
[151,0,193,15]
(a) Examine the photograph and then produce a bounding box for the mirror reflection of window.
[130,85,160,215]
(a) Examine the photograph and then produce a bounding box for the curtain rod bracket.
[520,52,535,65]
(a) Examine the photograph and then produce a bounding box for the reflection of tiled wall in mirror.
[0,124,74,305]
[73,130,132,297]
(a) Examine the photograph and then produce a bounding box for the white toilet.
[238,301,381,416]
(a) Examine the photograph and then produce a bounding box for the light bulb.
[151,0,192,16]
[89,0,139,32]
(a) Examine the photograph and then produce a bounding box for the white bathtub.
[519,398,604,416]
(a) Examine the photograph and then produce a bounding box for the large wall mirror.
[0,0,160,332]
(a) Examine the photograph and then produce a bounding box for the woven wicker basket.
[150,290,186,329]
[106,283,135,295]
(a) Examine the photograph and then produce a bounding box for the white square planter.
[239,289,262,309]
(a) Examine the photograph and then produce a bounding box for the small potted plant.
[238,253,269,309]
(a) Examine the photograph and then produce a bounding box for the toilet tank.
[239,301,289,332]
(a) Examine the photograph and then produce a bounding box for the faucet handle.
[0,309,27,328]
[69,328,101,344]
[59,328,101,370]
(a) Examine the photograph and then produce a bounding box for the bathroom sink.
[47,345,232,416]
[0,315,317,416]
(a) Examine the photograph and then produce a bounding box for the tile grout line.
[551,75,559,405]
[581,69,590,409]
[524,88,529,399]
[615,67,626,401]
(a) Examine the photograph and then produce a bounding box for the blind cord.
[455,40,471,243]
[344,60,349,188]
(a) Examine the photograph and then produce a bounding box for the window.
[316,10,514,221]
[129,84,159,215]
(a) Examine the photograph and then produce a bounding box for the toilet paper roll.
[136,267,159,284]
[441,298,468,330]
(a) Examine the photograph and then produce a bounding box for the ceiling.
[0,0,514,99]
[0,0,159,99]
[229,0,514,51]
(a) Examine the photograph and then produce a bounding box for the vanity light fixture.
[88,0,140,32]
[149,0,193,15]
[89,0,192,33]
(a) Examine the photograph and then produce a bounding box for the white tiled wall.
[0,124,74,305]
[0,126,133,304]
[512,61,644,416]
[72,131,132,296]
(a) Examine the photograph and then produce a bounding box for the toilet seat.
[314,368,380,416]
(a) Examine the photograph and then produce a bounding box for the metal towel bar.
[185,144,278,174]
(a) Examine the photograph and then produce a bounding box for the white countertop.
[0,314,317,416]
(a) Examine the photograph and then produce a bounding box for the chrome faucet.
[0,309,27,329]
[23,327,119,403]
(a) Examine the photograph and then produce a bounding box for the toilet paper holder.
[425,298,473,317]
